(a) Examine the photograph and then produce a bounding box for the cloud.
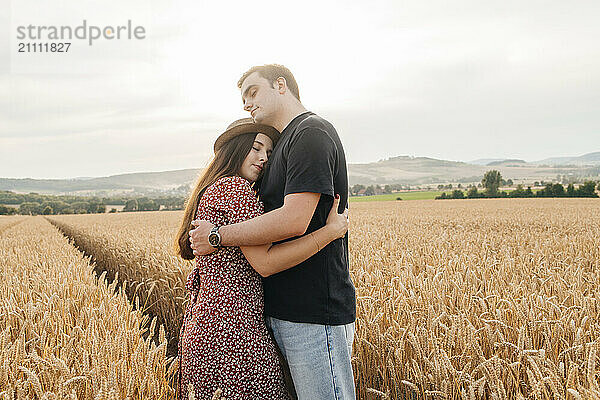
[2,0,599,178]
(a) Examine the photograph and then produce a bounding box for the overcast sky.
[1,0,599,179]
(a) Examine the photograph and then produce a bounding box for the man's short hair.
[237,64,300,101]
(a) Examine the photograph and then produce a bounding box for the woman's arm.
[240,195,348,277]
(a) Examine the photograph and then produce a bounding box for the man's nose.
[243,101,252,112]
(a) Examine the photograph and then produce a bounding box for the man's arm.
[241,195,347,277]
[190,192,320,255]
[222,192,320,245]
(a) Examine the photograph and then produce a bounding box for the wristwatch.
[208,226,221,248]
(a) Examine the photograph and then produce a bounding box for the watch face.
[209,234,219,246]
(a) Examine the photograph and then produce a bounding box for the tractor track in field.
[44,216,181,362]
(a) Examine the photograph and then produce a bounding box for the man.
[190,64,356,399]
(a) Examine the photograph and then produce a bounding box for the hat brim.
[214,122,281,153]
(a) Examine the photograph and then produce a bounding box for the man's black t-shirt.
[260,111,356,325]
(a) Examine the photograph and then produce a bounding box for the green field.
[349,191,444,202]
[348,187,553,202]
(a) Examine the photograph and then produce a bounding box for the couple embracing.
[174,64,356,400]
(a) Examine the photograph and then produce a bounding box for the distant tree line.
[350,179,519,197]
[0,190,186,216]
[436,171,599,200]
[350,183,413,196]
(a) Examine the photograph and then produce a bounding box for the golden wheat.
[0,215,25,235]
[42,198,600,399]
[47,212,192,360]
[350,198,600,399]
[0,217,174,399]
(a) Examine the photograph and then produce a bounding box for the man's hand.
[189,220,217,256]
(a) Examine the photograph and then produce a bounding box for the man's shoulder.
[295,113,335,134]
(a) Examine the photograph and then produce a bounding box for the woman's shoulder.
[216,175,252,186]
[204,176,254,200]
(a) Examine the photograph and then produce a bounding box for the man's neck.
[272,104,308,133]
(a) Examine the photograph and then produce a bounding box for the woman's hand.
[325,194,349,239]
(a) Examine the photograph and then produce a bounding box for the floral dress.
[178,176,291,400]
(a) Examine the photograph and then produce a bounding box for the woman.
[174,118,348,399]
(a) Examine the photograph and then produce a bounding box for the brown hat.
[214,118,280,154]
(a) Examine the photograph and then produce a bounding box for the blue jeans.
[266,316,356,400]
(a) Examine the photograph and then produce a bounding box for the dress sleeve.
[213,176,263,225]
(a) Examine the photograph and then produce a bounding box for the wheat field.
[349,198,600,399]
[0,215,25,235]
[2,198,600,398]
[46,212,192,359]
[0,217,174,399]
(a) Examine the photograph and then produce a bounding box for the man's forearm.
[220,206,304,246]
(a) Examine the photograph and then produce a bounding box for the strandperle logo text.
[16,20,146,46]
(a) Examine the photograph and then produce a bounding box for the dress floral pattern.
[178,176,291,400]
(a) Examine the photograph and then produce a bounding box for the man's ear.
[274,77,287,94]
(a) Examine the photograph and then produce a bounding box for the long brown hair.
[174,132,257,260]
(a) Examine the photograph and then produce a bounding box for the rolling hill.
[2,152,599,194]
[346,155,599,185]
[532,152,600,166]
